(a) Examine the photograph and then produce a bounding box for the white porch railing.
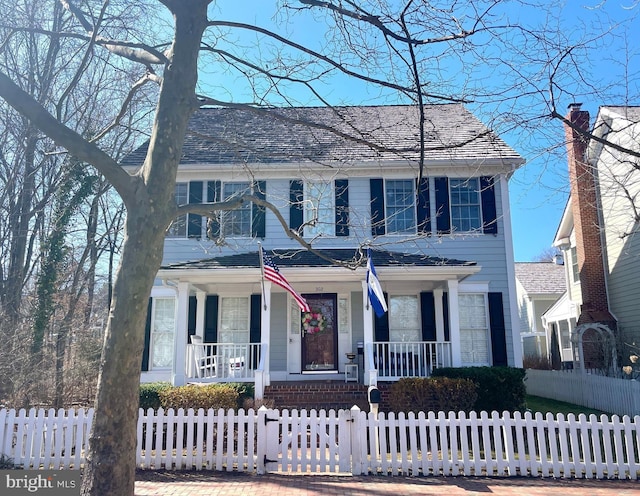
[372,341,452,380]
[186,343,261,381]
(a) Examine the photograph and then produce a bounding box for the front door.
[301,294,337,372]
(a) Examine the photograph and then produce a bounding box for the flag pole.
[258,241,267,310]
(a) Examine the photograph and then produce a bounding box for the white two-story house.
[123,104,524,398]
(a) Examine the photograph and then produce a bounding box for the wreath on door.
[302,311,326,335]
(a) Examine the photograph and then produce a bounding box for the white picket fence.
[526,369,640,417]
[2,406,640,479]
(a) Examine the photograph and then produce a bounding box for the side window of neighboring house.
[459,293,490,365]
[450,178,482,232]
[219,297,250,344]
[388,295,420,341]
[570,245,579,283]
[304,181,336,237]
[221,181,252,237]
[385,180,416,234]
[151,298,176,369]
[167,182,188,237]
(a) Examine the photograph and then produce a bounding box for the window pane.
[167,183,188,237]
[152,298,175,368]
[305,181,335,237]
[385,180,415,234]
[459,294,489,365]
[389,295,420,341]
[220,297,249,344]
[221,182,251,237]
[450,178,481,233]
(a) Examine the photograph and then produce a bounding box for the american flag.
[261,248,311,312]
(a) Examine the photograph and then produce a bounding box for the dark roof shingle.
[122,104,523,167]
[161,248,475,271]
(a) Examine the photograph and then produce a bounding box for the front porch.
[184,340,453,399]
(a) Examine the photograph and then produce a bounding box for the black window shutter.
[188,181,203,238]
[480,176,498,234]
[252,180,266,238]
[420,292,436,341]
[434,177,450,234]
[335,179,350,237]
[289,180,304,233]
[141,298,152,371]
[443,292,450,341]
[187,296,197,343]
[204,295,219,344]
[488,292,508,366]
[416,178,431,234]
[370,178,385,237]
[250,294,261,343]
[207,181,221,238]
[373,292,389,341]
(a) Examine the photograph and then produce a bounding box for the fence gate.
[258,407,353,474]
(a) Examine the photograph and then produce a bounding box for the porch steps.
[263,381,369,411]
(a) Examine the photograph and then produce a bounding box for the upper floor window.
[290,179,349,237]
[167,183,189,238]
[386,180,416,234]
[570,245,579,284]
[450,178,482,232]
[304,181,335,237]
[221,182,252,237]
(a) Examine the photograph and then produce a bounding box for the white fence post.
[349,405,363,475]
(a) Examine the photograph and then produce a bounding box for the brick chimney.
[564,103,615,327]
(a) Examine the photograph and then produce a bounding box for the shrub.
[388,377,478,414]
[159,384,239,411]
[523,354,551,370]
[139,382,172,411]
[226,382,254,409]
[431,366,526,413]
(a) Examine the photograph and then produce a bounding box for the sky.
[202,1,639,261]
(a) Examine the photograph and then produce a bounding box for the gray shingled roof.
[514,262,566,295]
[161,248,476,271]
[602,106,640,121]
[122,104,523,166]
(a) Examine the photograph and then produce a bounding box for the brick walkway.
[135,471,640,496]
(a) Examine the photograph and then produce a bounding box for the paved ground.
[135,471,640,496]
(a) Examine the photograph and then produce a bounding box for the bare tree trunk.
[80,211,166,495]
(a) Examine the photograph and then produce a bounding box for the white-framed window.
[151,298,176,369]
[221,181,252,237]
[219,297,250,344]
[385,179,416,234]
[304,181,335,237]
[450,178,482,232]
[389,295,420,341]
[459,293,490,365]
[570,245,579,284]
[167,183,188,238]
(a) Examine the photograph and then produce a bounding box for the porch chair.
[190,335,217,378]
[228,356,245,377]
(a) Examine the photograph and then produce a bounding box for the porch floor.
[263,381,369,411]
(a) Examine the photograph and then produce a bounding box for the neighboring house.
[549,104,640,369]
[122,104,525,398]
[514,262,566,359]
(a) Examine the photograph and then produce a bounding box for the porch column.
[361,280,375,382]
[195,290,206,339]
[173,281,189,386]
[259,281,272,393]
[447,279,462,367]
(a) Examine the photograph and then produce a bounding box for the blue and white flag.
[367,249,388,318]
